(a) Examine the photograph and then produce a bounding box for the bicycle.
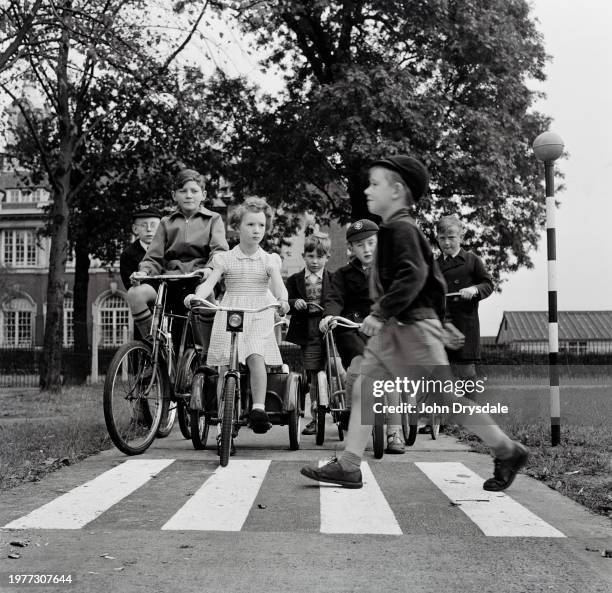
[103,272,208,455]
[187,299,302,466]
[314,315,356,446]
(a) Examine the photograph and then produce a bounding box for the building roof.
[497,311,612,342]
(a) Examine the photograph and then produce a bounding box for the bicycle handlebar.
[133,271,204,282]
[327,315,362,330]
[190,299,281,314]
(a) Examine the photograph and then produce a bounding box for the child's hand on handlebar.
[294,298,307,311]
[319,315,333,332]
[279,300,290,315]
[130,271,148,285]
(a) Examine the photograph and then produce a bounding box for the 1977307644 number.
[6,574,73,585]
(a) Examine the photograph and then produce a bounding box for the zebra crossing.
[3,459,565,538]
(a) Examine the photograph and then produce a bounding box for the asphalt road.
[1,419,610,593]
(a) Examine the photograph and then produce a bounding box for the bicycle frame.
[190,300,282,423]
[138,272,202,396]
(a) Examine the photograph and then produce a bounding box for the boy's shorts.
[359,318,456,420]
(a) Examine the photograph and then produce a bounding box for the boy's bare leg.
[247,353,271,432]
[127,284,156,337]
[342,375,374,459]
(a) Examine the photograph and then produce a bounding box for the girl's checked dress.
[206,246,283,367]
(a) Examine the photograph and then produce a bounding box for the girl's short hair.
[304,231,331,256]
[173,168,206,191]
[437,215,464,234]
[230,197,274,232]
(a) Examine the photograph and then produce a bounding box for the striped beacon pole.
[532,131,564,446]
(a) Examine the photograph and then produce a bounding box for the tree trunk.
[39,181,69,392]
[65,237,90,385]
[40,22,72,393]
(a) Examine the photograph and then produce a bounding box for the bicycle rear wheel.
[315,371,328,446]
[219,375,236,467]
[176,347,200,440]
[103,340,166,455]
[156,402,176,438]
[372,413,384,459]
[430,413,441,440]
[190,372,211,450]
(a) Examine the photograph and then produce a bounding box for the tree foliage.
[1,0,211,390]
[214,0,552,280]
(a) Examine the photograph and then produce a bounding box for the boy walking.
[301,155,528,491]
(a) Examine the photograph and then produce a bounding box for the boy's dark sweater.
[371,208,446,323]
[323,258,372,326]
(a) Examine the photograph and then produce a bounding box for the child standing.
[318,220,406,454]
[189,197,290,433]
[128,169,229,337]
[119,208,161,290]
[436,215,493,379]
[285,233,332,435]
[301,155,528,491]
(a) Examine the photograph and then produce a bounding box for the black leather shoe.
[300,457,362,489]
[483,442,529,491]
[249,409,272,434]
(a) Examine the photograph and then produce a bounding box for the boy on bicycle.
[128,169,229,338]
[285,232,332,435]
[319,220,405,454]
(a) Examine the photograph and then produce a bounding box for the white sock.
[252,403,265,411]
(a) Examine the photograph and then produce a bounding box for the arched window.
[99,294,130,347]
[1,295,35,347]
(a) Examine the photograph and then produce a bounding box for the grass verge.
[0,386,112,490]
[448,421,612,518]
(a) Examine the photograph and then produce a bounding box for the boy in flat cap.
[301,155,528,491]
[319,220,405,453]
[119,208,162,291]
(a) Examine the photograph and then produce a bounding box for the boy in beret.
[301,155,528,491]
[119,208,162,290]
[319,220,405,453]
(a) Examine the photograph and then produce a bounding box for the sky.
[477,0,612,334]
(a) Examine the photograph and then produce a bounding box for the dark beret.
[346,219,379,242]
[369,155,429,201]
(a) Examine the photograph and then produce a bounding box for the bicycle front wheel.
[219,375,236,467]
[103,340,166,455]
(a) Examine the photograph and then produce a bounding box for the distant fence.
[0,342,305,389]
[0,343,609,388]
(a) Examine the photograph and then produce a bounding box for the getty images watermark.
[371,376,509,415]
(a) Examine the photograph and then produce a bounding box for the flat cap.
[369,155,429,201]
[133,207,162,221]
[346,219,379,242]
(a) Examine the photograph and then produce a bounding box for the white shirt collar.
[305,269,324,281]
[234,245,263,260]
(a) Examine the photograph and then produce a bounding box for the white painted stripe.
[547,260,557,289]
[319,461,402,535]
[416,462,565,537]
[4,459,174,530]
[550,385,561,417]
[546,196,556,227]
[548,322,559,352]
[161,460,270,531]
